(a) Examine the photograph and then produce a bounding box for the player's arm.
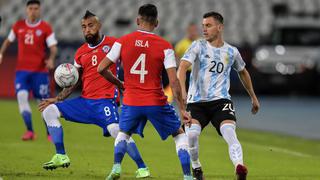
[38,68,82,112]
[45,45,58,70]
[164,48,191,124]
[97,42,124,90]
[45,30,58,69]
[98,57,123,90]
[0,39,13,64]
[167,68,191,125]
[177,60,192,104]
[238,68,260,114]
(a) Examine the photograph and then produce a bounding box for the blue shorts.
[120,104,181,140]
[55,97,119,136]
[15,71,50,99]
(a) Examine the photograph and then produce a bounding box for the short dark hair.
[26,0,40,6]
[83,10,96,19]
[203,11,223,24]
[138,4,158,25]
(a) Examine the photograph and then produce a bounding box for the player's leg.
[107,123,149,178]
[42,103,70,170]
[185,103,210,180]
[147,105,192,180]
[15,71,34,140]
[32,72,51,139]
[220,121,247,180]
[107,105,147,180]
[211,99,247,180]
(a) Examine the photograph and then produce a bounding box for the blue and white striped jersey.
[181,39,245,103]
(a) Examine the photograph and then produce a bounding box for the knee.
[17,90,31,112]
[185,124,201,146]
[42,104,61,127]
[107,123,120,138]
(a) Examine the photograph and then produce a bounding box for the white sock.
[114,131,130,147]
[220,123,243,167]
[174,133,189,153]
[17,90,31,113]
[185,124,202,169]
[42,104,61,128]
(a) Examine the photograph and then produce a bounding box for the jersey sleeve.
[232,48,246,72]
[74,51,82,68]
[45,24,58,47]
[181,40,199,64]
[7,23,18,42]
[106,41,122,63]
[163,49,176,69]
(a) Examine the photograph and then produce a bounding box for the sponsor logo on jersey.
[102,45,110,53]
[18,29,25,33]
[36,29,42,36]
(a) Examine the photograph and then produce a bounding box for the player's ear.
[154,19,158,28]
[218,24,223,32]
[136,17,140,26]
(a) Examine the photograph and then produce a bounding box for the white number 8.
[92,55,97,66]
[104,106,111,116]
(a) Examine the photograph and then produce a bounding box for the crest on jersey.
[102,45,110,54]
[36,29,42,36]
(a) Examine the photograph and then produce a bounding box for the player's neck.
[89,34,103,47]
[208,38,224,48]
[26,18,40,24]
[138,25,154,33]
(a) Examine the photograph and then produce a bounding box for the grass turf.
[0,100,319,180]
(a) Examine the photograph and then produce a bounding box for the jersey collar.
[88,35,105,49]
[25,19,42,27]
[137,29,155,34]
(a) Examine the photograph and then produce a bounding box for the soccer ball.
[54,63,79,88]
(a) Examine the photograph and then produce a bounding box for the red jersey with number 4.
[106,30,177,106]
[8,19,57,72]
[74,36,118,99]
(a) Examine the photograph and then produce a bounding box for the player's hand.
[38,97,58,112]
[181,110,192,127]
[45,58,55,70]
[251,97,260,114]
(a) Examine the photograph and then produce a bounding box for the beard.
[85,33,99,45]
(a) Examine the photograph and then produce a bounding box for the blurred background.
[0,0,319,140]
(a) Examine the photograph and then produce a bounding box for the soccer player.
[0,0,57,140]
[38,11,150,178]
[177,12,260,180]
[98,4,193,180]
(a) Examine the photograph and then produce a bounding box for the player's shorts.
[119,104,181,140]
[15,70,50,99]
[55,97,119,137]
[186,99,237,136]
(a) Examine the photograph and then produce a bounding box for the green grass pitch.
[0,100,319,180]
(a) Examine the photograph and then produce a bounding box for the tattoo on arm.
[56,69,82,101]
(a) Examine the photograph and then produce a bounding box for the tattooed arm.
[38,69,82,112]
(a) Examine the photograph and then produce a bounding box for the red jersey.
[74,36,118,99]
[107,30,177,106]
[8,19,57,72]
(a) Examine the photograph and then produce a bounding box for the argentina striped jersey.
[181,39,245,103]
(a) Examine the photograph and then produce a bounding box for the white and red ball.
[54,63,79,88]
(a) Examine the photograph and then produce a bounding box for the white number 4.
[130,53,148,83]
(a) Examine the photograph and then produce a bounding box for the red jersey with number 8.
[74,36,118,99]
[106,30,177,106]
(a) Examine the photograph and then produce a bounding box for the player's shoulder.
[223,42,239,52]
[40,20,52,27]
[103,35,117,44]
[13,19,25,27]
[75,43,90,59]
